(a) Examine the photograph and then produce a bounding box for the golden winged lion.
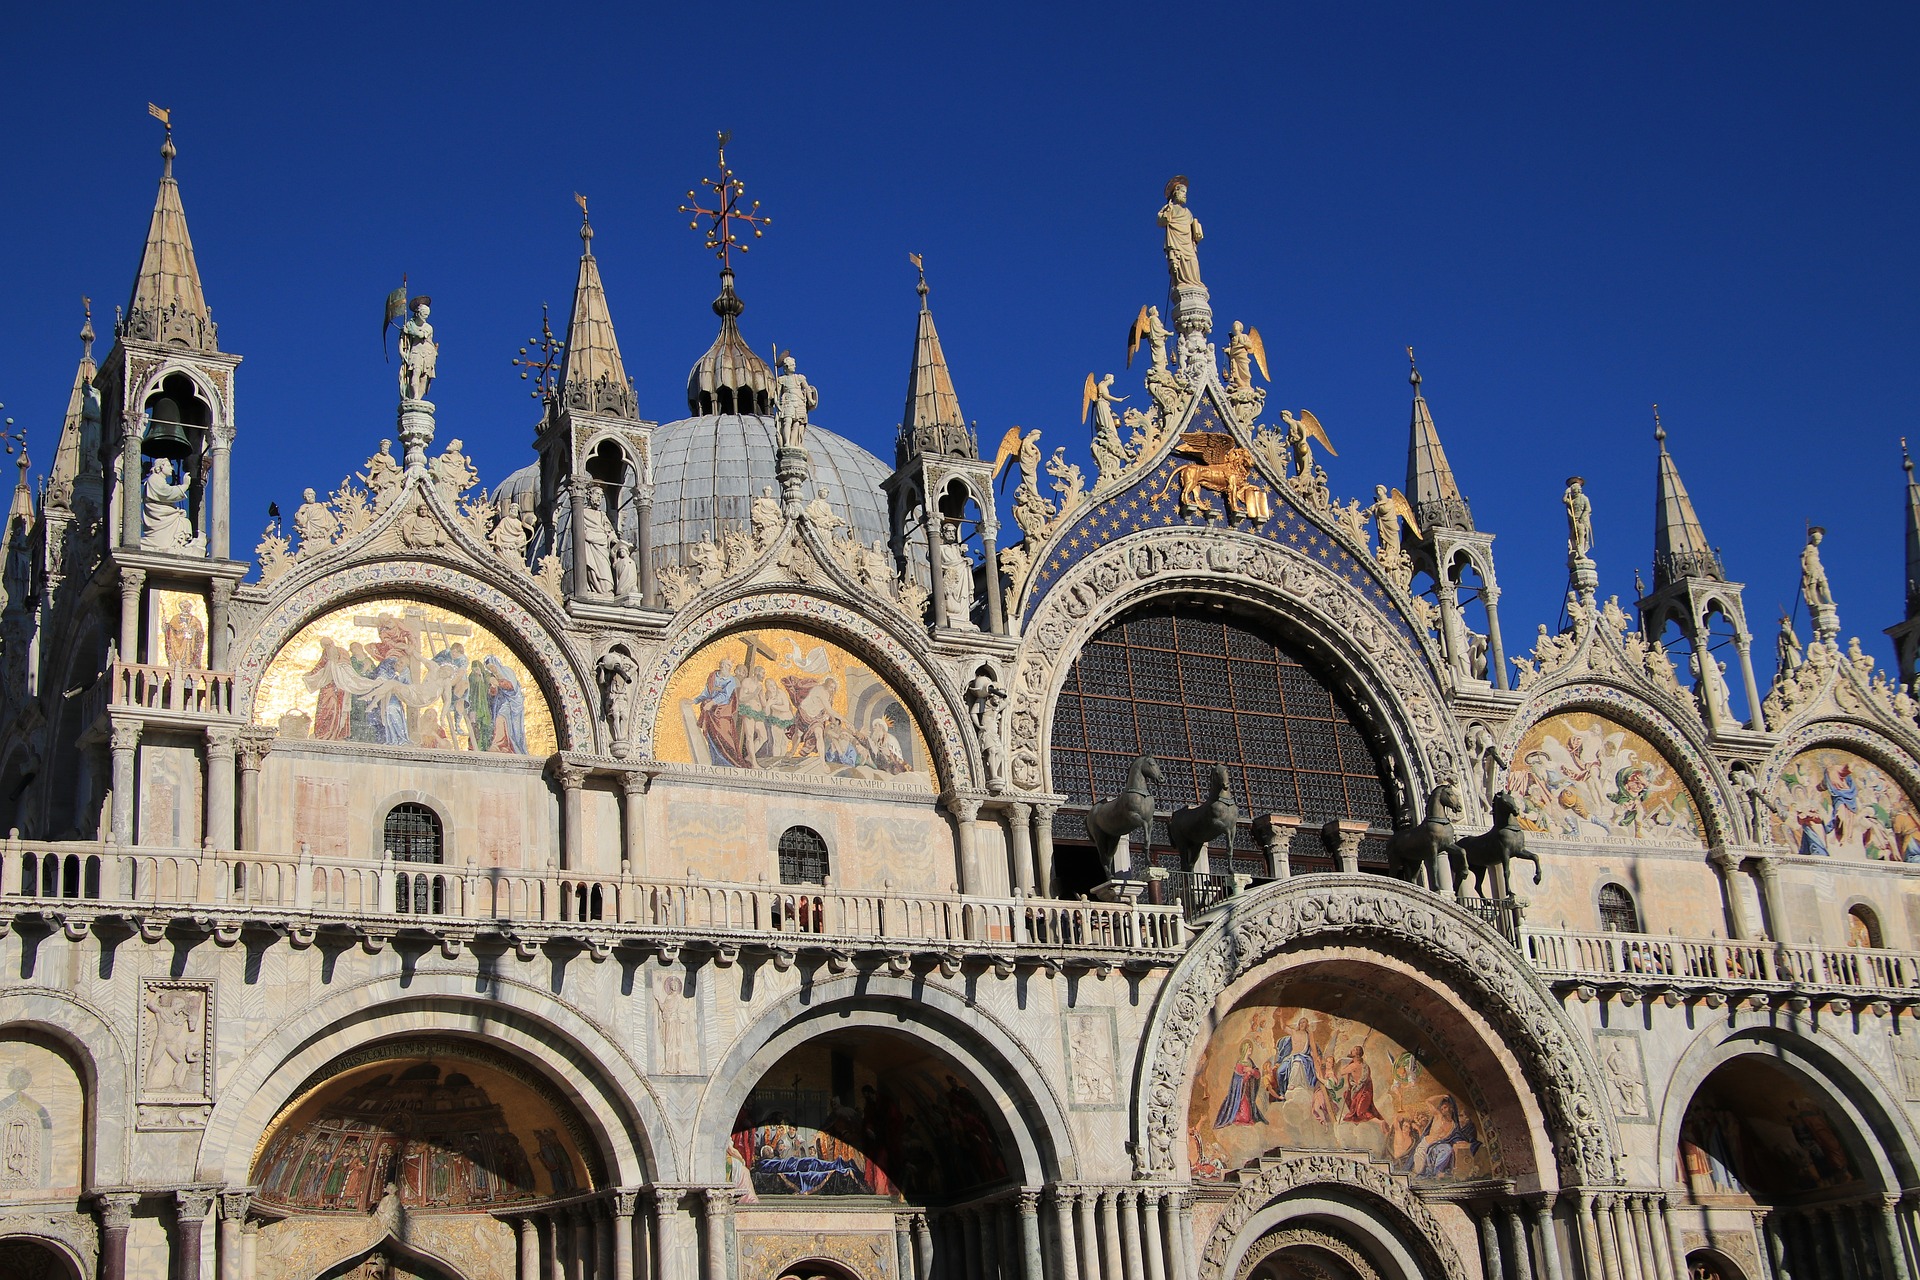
[1153,431,1270,522]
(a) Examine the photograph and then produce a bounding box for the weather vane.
[510,303,564,401]
[680,130,770,271]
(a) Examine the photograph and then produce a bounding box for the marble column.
[1626,1195,1656,1280]
[963,1207,982,1279]
[1033,805,1057,898]
[620,772,649,875]
[1485,582,1510,691]
[613,1191,637,1280]
[97,1192,137,1280]
[1162,1192,1192,1280]
[1576,1194,1607,1280]
[947,795,982,899]
[208,431,232,560]
[1477,1208,1505,1280]
[1075,1190,1100,1280]
[119,421,143,548]
[1609,1195,1641,1280]
[118,568,144,660]
[1018,1191,1044,1280]
[1882,1197,1914,1280]
[1007,802,1036,897]
[927,526,949,632]
[205,726,237,852]
[1499,1207,1528,1280]
[1119,1189,1146,1280]
[1658,1195,1688,1280]
[544,1212,562,1280]
[110,721,140,845]
[1141,1190,1167,1280]
[1099,1191,1125,1280]
[568,476,592,598]
[1762,1210,1793,1280]
[1735,633,1765,731]
[1708,849,1755,941]
[913,1212,934,1280]
[175,1190,214,1280]
[1049,1189,1079,1280]
[979,1199,1000,1278]
[557,764,586,873]
[1178,1191,1200,1280]
[1752,854,1791,943]
[241,1220,257,1280]
[218,1191,250,1280]
[573,1207,593,1280]
[235,730,271,852]
[982,530,1005,635]
[699,1188,732,1280]
[208,579,232,669]
[1529,1197,1566,1280]
[895,1213,915,1280]
[518,1217,540,1280]
[636,494,656,607]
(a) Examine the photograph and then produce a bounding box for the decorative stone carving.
[138,978,212,1129]
[397,501,444,550]
[357,440,405,511]
[773,353,818,451]
[1135,878,1617,1186]
[398,298,437,402]
[1046,449,1086,521]
[292,488,338,555]
[1232,1224,1393,1280]
[966,669,1009,790]
[488,501,533,565]
[141,459,199,551]
[597,646,638,757]
[430,439,479,505]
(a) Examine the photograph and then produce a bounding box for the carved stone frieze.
[1764,637,1920,756]
[738,1230,897,1280]
[1134,877,1617,1187]
[1204,1155,1463,1280]
[1510,594,1692,712]
[1009,526,1454,799]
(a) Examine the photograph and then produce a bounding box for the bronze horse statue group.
[1386,782,1541,901]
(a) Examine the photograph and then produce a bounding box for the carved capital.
[204,725,239,757]
[219,1190,253,1220]
[1017,1189,1042,1215]
[944,794,980,824]
[209,579,233,607]
[119,568,146,598]
[612,1188,641,1217]
[110,721,142,754]
[96,1192,139,1230]
[619,770,651,798]
[551,762,587,790]
[175,1189,217,1220]
[1007,800,1033,825]
[235,727,275,770]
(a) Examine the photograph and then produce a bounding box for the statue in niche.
[358,440,404,510]
[774,352,817,451]
[293,487,338,553]
[1801,527,1834,608]
[938,520,973,624]
[1563,476,1593,561]
[611,541,639,597]
[489,501,532,563]
[1158,176,1204,290]
[398,297,437,402]
[967,670,1008,787]
[141,459,197,550]
[597,648,638,745]
[577,497,614,595]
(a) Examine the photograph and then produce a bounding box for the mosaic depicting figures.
[254,597,556,755]
[661,628,933,787]
[1678,1059,1861,1198]
[1504,712,1705,847]
[1766,746,1920,861]
[1188,989,1497,1185]
[253,1058,586,1213]
[730,1038,1008,1201]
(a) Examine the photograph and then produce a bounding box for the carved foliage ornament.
[1764,637,1920,754]
[1010,527,1454,797]
[1136,879,1617,1187]
[1208,1155,1464,1280]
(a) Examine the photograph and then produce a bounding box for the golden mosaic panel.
[151,589,208,667]
[1506,711,1705,847]
[1768,746,1920,861]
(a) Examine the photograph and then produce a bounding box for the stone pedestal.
[1171,283,1212,337]
[776,446,810,508]
[1810,601,1840,645]
[398,399,435,471]
[1569,554,1598,601]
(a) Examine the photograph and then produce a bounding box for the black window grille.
[385,803,444,915]
[778,826,830,885]
[1598,883,1640,933]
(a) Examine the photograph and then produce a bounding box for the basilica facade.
[1,127,1918,1280]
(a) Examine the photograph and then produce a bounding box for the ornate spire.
[681,135,775,417]
[556,196,637,420]
[1651,406,1723,586]
[1402,348,1472,532]
[897,254,971,462]
[1903,438,1920,621]
[125,106,216,352]
[46,301,100,504]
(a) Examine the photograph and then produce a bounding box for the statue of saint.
[1158,176,1203,290]
[358,440,404,509]
[489,502,532,563]
[1143,306,1170,374]
[1775,615,1803,678]
[1563,476,1593,560]
[1801,527,1834,607]
[292,487,338,552]
[576,497,614,596]
[611,541,639,597]
[597,648,638,743]
[141,459,196,550]
[1085,374,1129,481]
[774,353,818,451]
[399,298,438,402]
[938,521,973,624]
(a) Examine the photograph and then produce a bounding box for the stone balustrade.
[1525,926,1920,1004]
[90,660,237,721]
[0,839,1186,958]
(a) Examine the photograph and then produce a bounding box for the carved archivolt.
[1202,1153,1464,1280]
[1010,527,1457,800]
[1134,877,1617,1187]
[232,560,596,751]
[1761,720,1920,815]
[1233,1225,1381,1280]
[632,589,972,792]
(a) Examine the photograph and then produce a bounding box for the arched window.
[1598,883,1640,933]
[385,803,444,915]
[1848,905,1882,949]
[778,826,830,885]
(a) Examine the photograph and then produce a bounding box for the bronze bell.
[141,396,193,460]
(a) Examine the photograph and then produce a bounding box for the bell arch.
[1134,875,1617,1187]
[690,975,1078,1191]
[196,971,673,1187]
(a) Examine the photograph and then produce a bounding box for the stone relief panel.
[1593,1030,1651,1124]
[0,1033,85,1195]
[657,626,934,788]
[137,978,213,1130]
[255,597,556,755]
[738,1231,897,1280]
[1766,745,1920,862]
[651,969,705,1077]
[1505,711,1706,848]
[1062,1007,1121,1111]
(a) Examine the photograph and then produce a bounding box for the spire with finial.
[125,105,216,352]
[1902,437,1920,622]
[555,194,637,420]
[682,133,776,416]
[1402,347,1472,532]
[897,253,971,463]
[47,300,101,504]
[1651,405,1724,587]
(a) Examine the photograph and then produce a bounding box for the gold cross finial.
[679,130,770,272]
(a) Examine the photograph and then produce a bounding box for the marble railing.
[1524,927,1920,1003]
[86,660,237,724]
[0,841,1187,957]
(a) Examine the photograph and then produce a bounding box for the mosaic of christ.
[661,628,933,788]
[254,597,557,755]
[1767,746,1920,861]
[1188,990,1498,1185]
[1504,711,1705,847]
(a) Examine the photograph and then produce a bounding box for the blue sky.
[2,3,1915,685]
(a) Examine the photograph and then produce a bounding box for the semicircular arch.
[634,588,973,793]
[1134,875,1617,1188]
[1203,1154,1469,1280]
[689,974,1077,1190]
[1012,527,1458,813]
[0,985,134,1187]
[195,971,672,1187]
[231,561,595,751]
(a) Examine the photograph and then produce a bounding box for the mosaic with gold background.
[254,597,556,754]
[1505,711,1705,847]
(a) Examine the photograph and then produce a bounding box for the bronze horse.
[1385,782,1467,894]
[1169,763,1239,872]
[1089,754,1162,878]
[1452,791,1542,900]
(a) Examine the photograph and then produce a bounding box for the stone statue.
[1169,763,1239,874]
[1224,322,1266,394]
[358,440,404,510]
[489,502,532,563]
[611,541,639,597]
[398,501,443,549]
[1141,305,1169,374]
[1801,527,1833,607]
[398,298,438,402]
[774,353,818,451]
[431,439,479,501]
[1084,374,1129,482]
[577,499,614,595]
[1563,476,1593,561]
[938,521,973,624]
[1367,485,1419,564]
[1729,761,1785,840]
[292,487,338,553]
[597,648,638,745]
[967,671,1008,787]
[141,459,197,550]
[1158,176,1203,290]
[750,486,783,548]
[1463,722,1508,815]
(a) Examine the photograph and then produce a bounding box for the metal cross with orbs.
[680,130,770,271]
[510,304,564,402]
[0,405,21,459]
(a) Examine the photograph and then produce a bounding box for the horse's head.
[1491,791,1520,824]
[1138,754,1164,784]
[1429,782,1463,817]
[1206,763,1231,797]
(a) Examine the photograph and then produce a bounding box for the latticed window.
[384,804,443,864]
[1598,883,1640,933]
[778,826,830,885]
[1048,605,1394,884]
